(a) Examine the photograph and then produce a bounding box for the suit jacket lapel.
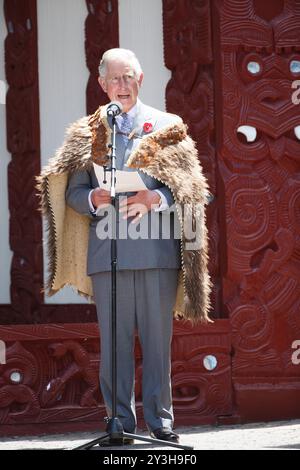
[121,101,156,168]
[131,100,157,138]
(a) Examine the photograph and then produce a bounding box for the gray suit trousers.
[91,268,179,432]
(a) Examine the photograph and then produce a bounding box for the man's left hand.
[119,190,161,224]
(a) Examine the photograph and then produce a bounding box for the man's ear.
[98,76,107,93]
[138,72,144,88]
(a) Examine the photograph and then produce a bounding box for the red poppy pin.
[143,122,153,133]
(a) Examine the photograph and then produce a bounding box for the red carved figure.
[217,0,300,419]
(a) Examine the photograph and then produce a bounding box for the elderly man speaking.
[38,48,211,445]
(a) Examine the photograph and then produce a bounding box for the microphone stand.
[73,115,193,451]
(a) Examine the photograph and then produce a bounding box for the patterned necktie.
[119,113,132,145]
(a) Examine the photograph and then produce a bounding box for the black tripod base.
[72,417,194,450]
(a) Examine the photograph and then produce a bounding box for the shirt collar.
[116,99,138,126]
[125,99,138,119]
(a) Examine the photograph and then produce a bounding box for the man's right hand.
[91,188,111,209]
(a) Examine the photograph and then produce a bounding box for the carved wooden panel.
[163,0,221,318]
[0,321,231,435]
[85,0,119,114]
[171,320,232,425]
[215,0,300,420]
[0,324,103,435]
[4,0,43,323]
[162,0,233,423]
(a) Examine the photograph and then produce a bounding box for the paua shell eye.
[290,60,300,74]
[247,61,261,75]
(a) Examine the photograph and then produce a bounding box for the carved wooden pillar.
[163,0,222,319]
[214,0,300,420]
[163,0,233,425]
[85,0,119,114]
[4,0,43,324]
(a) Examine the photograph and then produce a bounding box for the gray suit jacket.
[65,100,181,275]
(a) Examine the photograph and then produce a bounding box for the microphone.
[106,101,123,117]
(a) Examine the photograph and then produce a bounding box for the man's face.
[98,59,143,113]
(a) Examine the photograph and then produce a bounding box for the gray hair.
[99,48,143,79]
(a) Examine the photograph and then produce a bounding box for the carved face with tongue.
[222,53,300,171]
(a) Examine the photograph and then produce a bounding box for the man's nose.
[119,77,128,87]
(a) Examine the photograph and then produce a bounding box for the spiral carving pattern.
[226,176,277,252]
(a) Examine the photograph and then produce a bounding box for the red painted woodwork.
[0,304,97,325]
[4,0,43,324]
[163,0,223,320]
[213,0,300,420]
[0,321,231,435]
[0,324,102,435]
[162,0,233,423]
[1,0,300,436]
[170,320,232,425]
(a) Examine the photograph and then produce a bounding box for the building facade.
[0,0,299,435]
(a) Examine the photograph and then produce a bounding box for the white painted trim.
[0,0,12,303]
[118,0,170,111]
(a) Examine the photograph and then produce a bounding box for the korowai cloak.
[36,105,212,323]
